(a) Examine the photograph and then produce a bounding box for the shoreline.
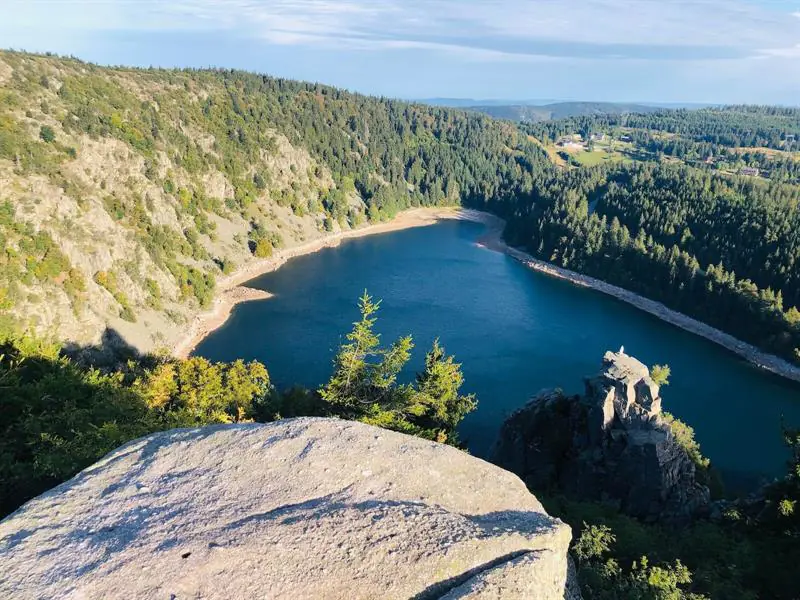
[171,207,491,358]
[475,219,800,385]
[174,206,800,384]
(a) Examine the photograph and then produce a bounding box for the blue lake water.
[195,220,800,489]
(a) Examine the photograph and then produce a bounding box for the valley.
[2,48,800,600]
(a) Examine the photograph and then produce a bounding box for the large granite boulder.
[0,418,576,600]
[492,351,710,522]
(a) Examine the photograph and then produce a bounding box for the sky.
[1,0,800,104]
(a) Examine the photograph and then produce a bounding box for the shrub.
[253,238,273,258]
[39,125,55,143]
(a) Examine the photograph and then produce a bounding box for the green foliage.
[38,125,55,143]
[141,357,270,423]
[548,491,800,600]
[320,291,407,412]
[411,338,477,434]
[573,522,615,563]
[253,238,273,258]
[166,261,215,308]
[0,301,477,518]
[501,162,800,364]
[573,522,707,600]
[650,364,671,387]
[320,292,477,442]
[0,114,62,174]
[662,413,710,474]
[0,332,273,518]
[145,277,163,310]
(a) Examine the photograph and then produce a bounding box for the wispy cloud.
[157,0,800,63]
[759,43,800,58]
[2,0,800,103]
[6,0,799,64]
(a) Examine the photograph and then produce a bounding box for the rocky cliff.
[492,351,710,522]
[0,418,577,600]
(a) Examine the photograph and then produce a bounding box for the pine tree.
[320,291,409,413]
[412,339,477,433]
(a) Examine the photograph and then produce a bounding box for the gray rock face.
[0,418,574,600]
[492,351,710,522]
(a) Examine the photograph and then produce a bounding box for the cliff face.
[0,52,351,353]
[0,418,577,600]
[492,351,710,522]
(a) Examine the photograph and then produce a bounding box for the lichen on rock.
[0,418,575,600]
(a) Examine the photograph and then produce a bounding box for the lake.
[194,220,800,489]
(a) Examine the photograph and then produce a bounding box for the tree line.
[494,162,800,363]
[526,105,800,150]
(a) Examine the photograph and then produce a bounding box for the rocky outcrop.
[492,351,710,522]
[0,418,576,600]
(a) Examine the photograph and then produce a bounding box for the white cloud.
[2,0,800,65]
[759,44,800,58]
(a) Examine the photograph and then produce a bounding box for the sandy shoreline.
[172,207,490,358]
[174,206,800,384]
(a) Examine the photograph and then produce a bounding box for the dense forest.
[496,163,800,362]
[526,105,800,150]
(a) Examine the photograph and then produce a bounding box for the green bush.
[39,125,55,143]
[0,333,272,518]
[253,238,273,258]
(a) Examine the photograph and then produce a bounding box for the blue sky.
[2,0,800,104]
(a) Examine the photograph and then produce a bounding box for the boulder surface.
[0,418,573,600]
[492,351,710,522]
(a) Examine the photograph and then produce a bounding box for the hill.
[2,51,800,368]
[0,50,548,352]
[467,101,663,122]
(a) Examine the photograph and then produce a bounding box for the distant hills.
[417,99,713,122]
[466,102,663,122]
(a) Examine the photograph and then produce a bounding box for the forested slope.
[0,50,547,351]
[1,50,800,365]
[498,163,800,362]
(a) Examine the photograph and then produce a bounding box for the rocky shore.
[505,248,800,384]
[474,215,800,384]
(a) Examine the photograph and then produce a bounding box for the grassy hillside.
[0,51,549,352]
